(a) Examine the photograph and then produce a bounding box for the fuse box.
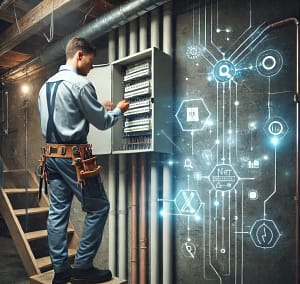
[87,47,173,154]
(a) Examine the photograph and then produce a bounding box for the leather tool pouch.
[72,145,102,187]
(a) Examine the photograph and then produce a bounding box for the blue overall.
[38,65,121,273]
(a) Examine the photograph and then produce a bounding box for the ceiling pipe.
[1,0,170,80]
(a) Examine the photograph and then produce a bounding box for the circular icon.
[256,49,283,77]
[186,45,202,60]
[181,241,196,258]
[214,60,236,82]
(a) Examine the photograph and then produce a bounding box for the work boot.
[52,267,72,284]
[71,267,112,284]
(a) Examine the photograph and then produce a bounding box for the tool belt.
[39,144,102,195]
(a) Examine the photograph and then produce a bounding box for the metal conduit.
[162,3,173,284]
[108,31,117,276]
[1,0,170,80]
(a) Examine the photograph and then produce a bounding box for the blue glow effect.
[160,209,165,217]
[271,137,279,145]
[214,201,220,206]
[194,215,201,221]
[213,59,236,82]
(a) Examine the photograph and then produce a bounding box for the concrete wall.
[173,0,299,283]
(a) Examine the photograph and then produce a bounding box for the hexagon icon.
[250,219,281,249]
[209,164,239,191]
[175,98,211,132]
[174,190,202,216]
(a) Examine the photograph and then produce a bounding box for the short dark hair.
[65,37,96,59]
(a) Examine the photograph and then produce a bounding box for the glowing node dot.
[234,101,239,106]
[194,215,201,221]
[271,137,279,145]
[220,248,226,254]
[263,155,269,160]
[160,209,165,217]
[215,139,220,145]
[187,237,191,242]
[214,201,220,207]
[185,77,189,81]
[216,28,221,33]
[248,190,258,200]
[168,160,174,166]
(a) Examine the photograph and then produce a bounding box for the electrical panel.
[112,47,172,154]
[87,47,173,155]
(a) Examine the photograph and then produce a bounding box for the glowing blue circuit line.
[160,130,183,153]
[228,80,232,164]
[267,77,271,120]
[192,0,195,45]
[234,34,268,65]
[201,48,218,65]
[221,191,225,256]
[264,144,277,217]
[208,190,223,283]
[241,184,244,284]
[191,131,194,155]
[233,81,239,159]
[234,189,237,284]
[222,83,225,164]
[269,90,294,95]
[204,0,207,47]
[216,83,220,163]
[187,215,191,241]
[228,23,265,62]
[227,191,231,276]
[210,0,225,57]
[231,25,269,64]
[198,0,201,45]
[215,190,218,259]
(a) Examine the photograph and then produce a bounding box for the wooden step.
[30,270,127,284]
[36,249,77,271]
[14,207,49,216]
[25,227,75,241]
[3,188,39,194]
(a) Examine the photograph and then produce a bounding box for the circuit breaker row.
[120,59,153,151]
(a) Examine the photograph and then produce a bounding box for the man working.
[38,37,129,284]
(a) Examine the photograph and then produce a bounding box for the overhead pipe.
[162,3,173,284]
[1,0,171,80]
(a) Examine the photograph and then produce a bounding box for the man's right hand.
[116,100,129,113]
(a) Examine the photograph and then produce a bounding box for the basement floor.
[0,236,28,284]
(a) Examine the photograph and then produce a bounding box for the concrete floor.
[0,235,29,284]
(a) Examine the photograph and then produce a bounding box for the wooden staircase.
[0,169,79,280]
[0,168,127,284]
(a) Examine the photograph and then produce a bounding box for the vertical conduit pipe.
[130,154,138,284]
[140,15,148,51]
[150,8,160,284]
[139,153,147,284]
[129,19,138,284]
[108,31,117,275]
[162,3,173,284]
[139,16,148,284]
[118,25,127,279]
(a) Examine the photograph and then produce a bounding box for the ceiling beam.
[0,0,90,57]
[0,0,15,11]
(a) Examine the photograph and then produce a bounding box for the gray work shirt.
[38,65,121,143]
